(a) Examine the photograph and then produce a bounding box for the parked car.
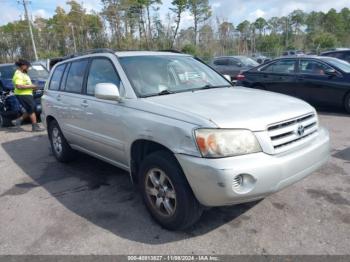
[42,49,330,230]
[236,56,350,113]
[210,56,259,81]
[320,49,350,63]
[0,63,49,125]
[282,50,305,56]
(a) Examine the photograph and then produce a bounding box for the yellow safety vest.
[12,70,33,96]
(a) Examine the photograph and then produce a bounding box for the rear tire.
[344,93,350,114]
[48,120,75,162]
[139,150,203,230]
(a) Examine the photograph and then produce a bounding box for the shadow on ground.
[0,135,258,244]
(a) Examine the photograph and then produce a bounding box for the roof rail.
[66,48,116,59]
[159,49,183,54]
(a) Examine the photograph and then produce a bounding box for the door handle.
[56,95,61,101]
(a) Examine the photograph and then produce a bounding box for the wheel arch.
[129,139,178,184]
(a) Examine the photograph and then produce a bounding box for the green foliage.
[181,44,198,56]
[0,1,350,62]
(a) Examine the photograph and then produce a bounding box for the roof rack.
[159,49,183,54]
[66,48,116,59]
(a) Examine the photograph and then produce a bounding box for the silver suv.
[42,49,330,230]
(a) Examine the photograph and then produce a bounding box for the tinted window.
[299,60,333,75]
[49,64,66,90]
[321,57,350,73]
[65,60,88,93]
[214,58,229,66]
[87,59,120,95]
[261,60,296,73]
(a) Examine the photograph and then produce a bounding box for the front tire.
[139,150,203,230]
[48,120,75,162]
[344,93,350,114]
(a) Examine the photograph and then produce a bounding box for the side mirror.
[325,68,337,76]
[95,83,121,101]
[237,63,243,67]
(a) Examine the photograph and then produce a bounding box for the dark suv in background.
[321,49,350,63]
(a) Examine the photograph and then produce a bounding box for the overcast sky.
[1,0,350,27]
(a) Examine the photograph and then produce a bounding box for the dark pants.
[16,95,35,114]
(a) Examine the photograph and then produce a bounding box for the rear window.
[214,58,229,66]
[49,64,66,91]
[65,60,88,93]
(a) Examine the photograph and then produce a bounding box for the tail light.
[236,74,245,81]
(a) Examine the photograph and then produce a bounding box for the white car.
[42,49,330,230]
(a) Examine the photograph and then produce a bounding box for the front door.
[296,59,344,106]
[78,57,128,168]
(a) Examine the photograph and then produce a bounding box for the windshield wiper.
[142,89,175,98]
[195,84,232,91]
[157,89,174,96]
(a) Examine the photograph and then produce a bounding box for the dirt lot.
[0,110,349,255]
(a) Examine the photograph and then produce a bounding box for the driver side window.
[87,58,120,95]
[299,60,333,76]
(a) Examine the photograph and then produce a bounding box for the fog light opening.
[232,173,256,194]
[233,175,244,189]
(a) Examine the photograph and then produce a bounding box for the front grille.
[268,113,318,153]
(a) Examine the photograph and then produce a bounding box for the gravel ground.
[0,110,349,255]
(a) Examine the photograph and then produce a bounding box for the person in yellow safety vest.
[12,59,44,132]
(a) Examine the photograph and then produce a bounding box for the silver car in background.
[42,50,330,230]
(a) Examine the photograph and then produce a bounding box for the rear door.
[258,59,297,96]
[296,59,345,106]
[59,59,89,145]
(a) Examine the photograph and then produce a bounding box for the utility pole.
[19,0,38,61]
[70,24,77,53]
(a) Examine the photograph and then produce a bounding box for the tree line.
[0,0,350,63]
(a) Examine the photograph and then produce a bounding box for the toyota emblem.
[297,125,305,136]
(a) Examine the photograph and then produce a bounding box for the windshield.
[119,55,230,97]
[321,57,350,73]
[240,57,259,67]
[28,65,49,79]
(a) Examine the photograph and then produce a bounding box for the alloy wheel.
[52,127,63,155]
[145,168,177,217]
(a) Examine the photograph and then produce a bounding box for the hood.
[144,87,315,131]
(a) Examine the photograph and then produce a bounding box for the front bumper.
[176,127,330,207]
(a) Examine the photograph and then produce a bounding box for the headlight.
[195,129,262,158]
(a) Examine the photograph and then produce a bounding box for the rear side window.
[261,60,296,73]
[49,64,66,90]
[86,58,120,95]
[65,60,88,93]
